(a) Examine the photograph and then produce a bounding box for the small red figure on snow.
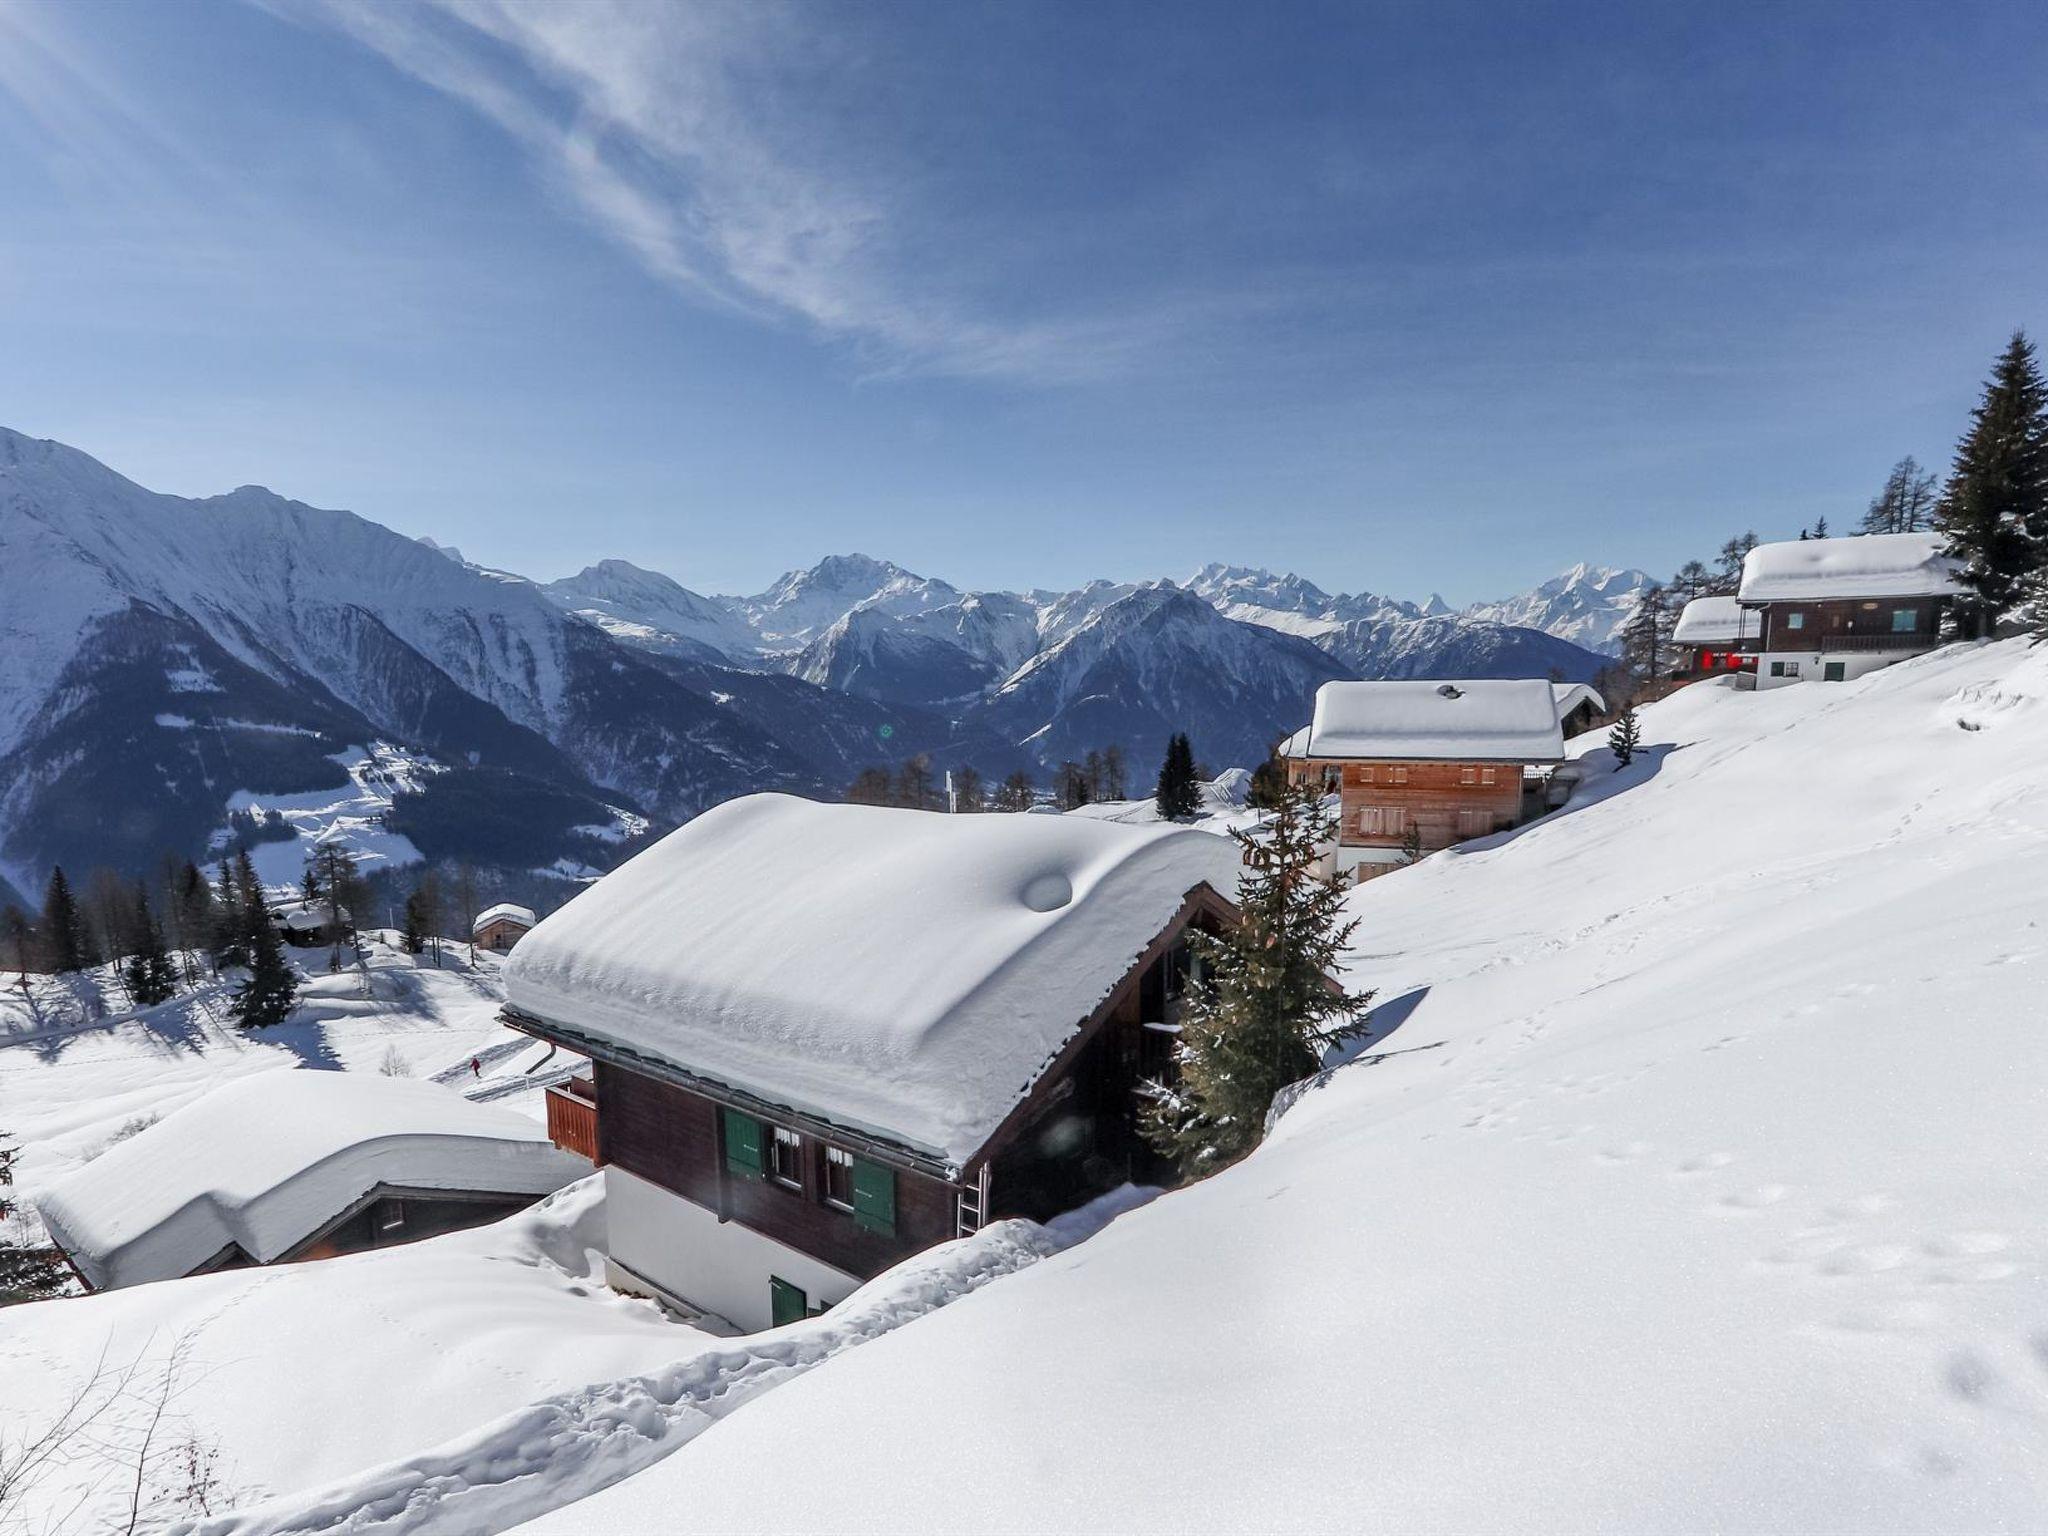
[470,1056,482,1079]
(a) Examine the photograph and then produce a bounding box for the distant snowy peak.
[737,553,962,652]
[1459,564,1655,655]
[542,559,757,662]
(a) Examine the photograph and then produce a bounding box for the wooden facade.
[513,884,1235,1299]
[1286,756,1524,878]
[1754,595,1946,655]
[474,916,532,953]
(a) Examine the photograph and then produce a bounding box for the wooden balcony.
[545,1076,601,1165]
[1817,632,1937,653]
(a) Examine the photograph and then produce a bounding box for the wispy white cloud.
[260,0,1212,384]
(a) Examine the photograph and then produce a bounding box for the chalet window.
[769,1126,804,1189]
[1480,767,1497,786]
[378,1200,405,1235]
[1393,766,1410,784]
[1785,611,1806,631]
[1383,807,1406,836]
[1891,608,1917,633]
[1771,660,1801,678]
[823,1146,856,1212]
[1359,808,1381,836]
[1357,766,1374,785]
[850,1157,897,1235]
[1320,766,1341,792]
[1459,767,1477,785]
[722,1107,766,1179]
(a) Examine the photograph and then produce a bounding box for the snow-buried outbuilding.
[35,1073,588,1291]
[502,792,1245,1332]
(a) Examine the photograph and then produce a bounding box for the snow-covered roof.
[269,898,345,932]
[1287,680,1568,762]
[1671,595,1759,645]
[34,1073,587,1290]
[1550,682,1606,720]
[474,903,537,933]
[1737,531,1964,603]
[502,793,1244,1167]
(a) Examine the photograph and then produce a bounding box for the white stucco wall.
[603,1165,862,1333]
[1754,647,1933,691]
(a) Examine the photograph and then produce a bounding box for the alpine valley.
[0,426,1646,904]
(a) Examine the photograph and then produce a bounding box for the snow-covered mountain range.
[0,425,1642,895]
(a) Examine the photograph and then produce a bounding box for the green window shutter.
[722,1108,765,1179]
[850,1157,896,1235]
[769,1275,808,1328]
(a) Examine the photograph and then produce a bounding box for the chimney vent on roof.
[1437,684,1463,699]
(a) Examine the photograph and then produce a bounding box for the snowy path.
[175,1193,1149,1536]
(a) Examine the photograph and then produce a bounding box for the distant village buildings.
[1737,531,1963,690]
[1278,679,1597,884]
[472,903,537,953]
[35,1073,586,1291]
[504,793,1244,1333]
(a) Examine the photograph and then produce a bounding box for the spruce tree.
[401,888,429,955]
[39,866,87,974]
[1609,703,1642,767]
[1398,822,1425,867]
[230,903,298,1028]
[1620,585,1669,680]
[1155,733,1201,820]
[0,1135,66,1303]
[122,884,177,1007]
[1245,745,1289,811]
[1142,785,1370,1176]
[1937,331,2048,630]
[212,858,250,971]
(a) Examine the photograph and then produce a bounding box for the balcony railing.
[545,1079,601,1165]
[1816,631,1938,653]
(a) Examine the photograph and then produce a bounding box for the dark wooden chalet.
[502,793,1246,1332]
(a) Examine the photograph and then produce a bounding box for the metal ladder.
[956,1163,991,1238]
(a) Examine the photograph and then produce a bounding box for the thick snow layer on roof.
[35,1072,586,1289]
[1671,594,1758,644]
[1293,678,1565,761]
[1738,531,1963,602]
[504,794,1243,1165]
[1550,680,1605,719]
[475,902,537,932]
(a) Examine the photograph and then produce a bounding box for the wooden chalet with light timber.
[1279,678,1595,884]
[503,793,1246,1333]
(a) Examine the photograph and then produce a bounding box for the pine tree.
[122,884,178,1007]
[1102,744,1129,801]
[1154,733,1201,820]
[1813,515,1829,539]
[846,766,894,806]
[1937,331,2048,630]
[0,1135,67,1303]
[172,860,214,983]
[1245,744,1289,811]
[229,902,298,1028]
[1713,532,1759,594]
[1398,821,1425,867]
[400,887,429,955]
[1620,585,1670,680]
[310,842,367,972]
[993,770,1035,812]
[1609,703,1642,767]
[951,764,984,812]
[211,858,250,972]
[39,866,87,974]
[1055,761,1092,811]
[1142,785,1371,1176]
[1862,457,1940,535]
[2,906,32,990]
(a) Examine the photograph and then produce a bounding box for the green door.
[770,1276,807,1327]
[1823,661,1846,682]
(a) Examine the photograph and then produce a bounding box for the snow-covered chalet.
[1671,594,1761,678]
[472,902,537,953]
[1278,679,1595,883]
[1738,531,1963,689]
[503,793,1244,1333]
[36,1073,587,1291]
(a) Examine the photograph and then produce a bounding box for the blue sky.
[1,0,2044,602]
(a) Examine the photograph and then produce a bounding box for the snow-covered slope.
[523,639,2048,1534]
